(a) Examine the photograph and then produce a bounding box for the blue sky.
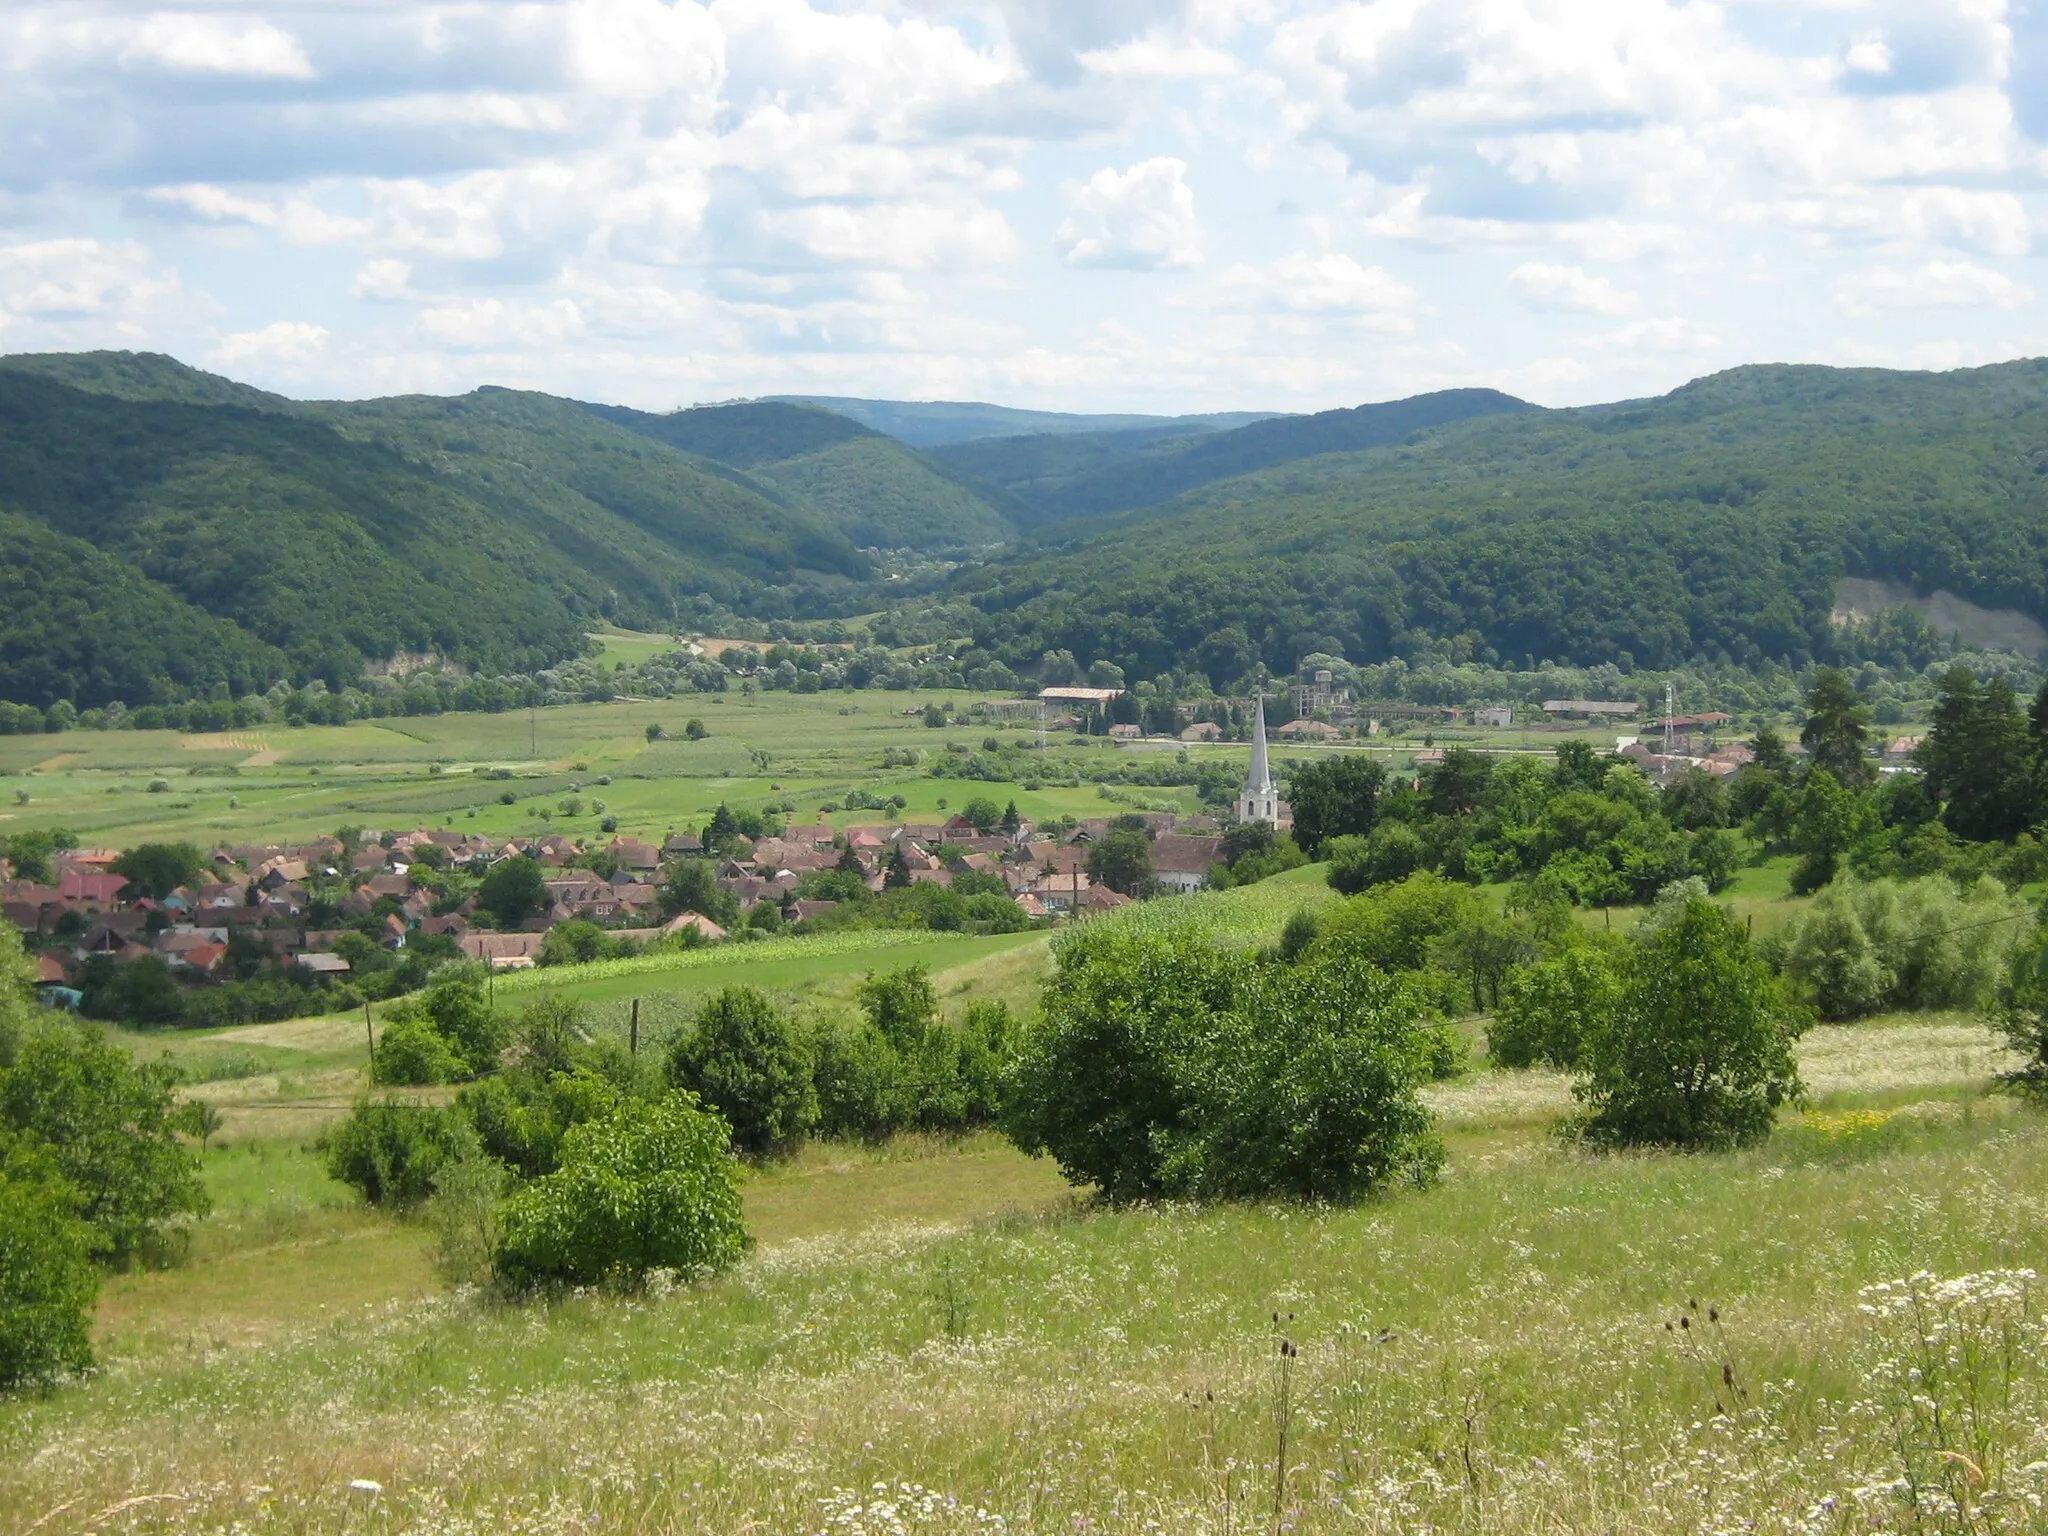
[1,0,2044,412]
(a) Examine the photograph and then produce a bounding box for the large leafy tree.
[1286,754,1387,856]
[1799,667,1874,788]
[666,987,817,1157]
[1576,898,1806,1149]
[477,855,547,928]
[109,843,205,901]
[1084,828,1155,898]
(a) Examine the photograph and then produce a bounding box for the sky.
[2,0,2045,414]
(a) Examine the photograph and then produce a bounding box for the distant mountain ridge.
[760,395,1276,448]
[935,387,1534,528]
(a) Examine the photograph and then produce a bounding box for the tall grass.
[8,1111,2047,1534]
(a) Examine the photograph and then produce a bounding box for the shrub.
[373,1014,468,1086]
[0,1146,97,1391]
[0,1017,208,1261]
[1187,952,1445,1201]
[1996,936,2048,1101]
[1575,898,1807,1150]
[324,1100,470,1207]
[459,1067,621,1180]
[810,1016,901,1141]
[1489,947,1622,1070]
[1326,823,1426,893]
[1777,874,2032,1020]
[666,988,817,1157]
[1006,922,1442,1203]
[494,1093,749,1290]
[429,1149,508,1288]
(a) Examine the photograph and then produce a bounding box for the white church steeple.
[1235,693,1281,825]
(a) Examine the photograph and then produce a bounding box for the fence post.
[630,997,640,1058]
[364,1000,375,1085]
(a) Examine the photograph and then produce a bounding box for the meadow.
[8,856,2045,1536]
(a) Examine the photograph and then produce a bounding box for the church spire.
[1245,692,1272,795]
[1235,692,1280,825]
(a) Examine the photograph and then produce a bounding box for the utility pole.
[1664,680,1675,758]
[630,997,640,1058]
[364,1000,375,1085]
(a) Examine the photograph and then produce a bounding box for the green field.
[0,672,1624,852]
[10,865,2046,1535]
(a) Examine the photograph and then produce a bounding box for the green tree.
[666,987,817,1157]
[960,796,1001,833]
[0,1141,98,1391]
[661,857,740,928]
[701,803,742,854]
[494,1093,750,1290]
[884,842,914,890]
[1790,768,1873,894]
[1489,946,1621,1070]
[1424,747,1494,817]
[1286,755,1387,856]
[537,919,608,967]
[324,1099,472,1207]
[1085,828,1155,898]
[1661,767,1729,831]
[1919,667,2036,842]
[477,855,547,928]
[684,718,707,740]
[1799,667,1874,788]
[1001,800,1021,835]
[109,842,205,901]
[1575,898,1806,1149]
[373,1015,469,1086]
[1325,823,1427,893]
[0,1017,209,1260]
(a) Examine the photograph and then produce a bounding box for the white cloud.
[1838,261,2032,311]
[207,320,328,367]
[0,0,2040,411]
[1508,263,1638,316]
[351,259,415,302]
[1058,158,1204,269]
[123,14,314,79]
[1206,251,1417,325]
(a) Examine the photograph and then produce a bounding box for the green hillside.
[592,400,1017,549]
[957,360,2048,682]
[976,387,1534,526]
[0,356,867,709]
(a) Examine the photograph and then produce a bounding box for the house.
[788,899,838,923]
[1150,834,1222,896]
[1291,670,1349,715]
[662,912,727,943]
[177,942,227,975]
[295,952,351,976]
[1108,722,1142,740]
[608,838,661,873]
[460,932,543,968]
[1179,721,1223,742]
[1080,885,1132,913]
[1885,735,1925,763]
[420,913,470,938]
[1276,718,1341,741]
[1014,892,1049,920]
[57,873,129,911]
[1474,706,1514,728]
[34,953,66,984]
[663,831,704,857]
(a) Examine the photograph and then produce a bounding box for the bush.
[1326,823,1426,893]
[1489,947,1621,1070]
[324,1100,471,1207]
[1777,874,2032,1020]
[494,1093,749,1290]
[429,1149,508,1288]
[0,1017,208,1261]
[1574,898,1807,1150]
[373,1014,468,1085]
[666,988,817,1157]
[459,1067,622,1179]
[1995,935,2048,1101]
[0,1147,98,1391]
[1006,923,1442,1203]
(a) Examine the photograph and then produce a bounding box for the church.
[1234,694,1289,827]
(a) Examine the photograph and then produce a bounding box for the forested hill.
[955,360,2048,683]
[588,400,1019,549]
[0,354,867,710]
[938,387,1533,527]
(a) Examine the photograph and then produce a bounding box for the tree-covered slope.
[761,395,1273,447]
[592,400,1016,548]
[994,388,1536,526]
[0,356,869,709]
[957,361,2048,684]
